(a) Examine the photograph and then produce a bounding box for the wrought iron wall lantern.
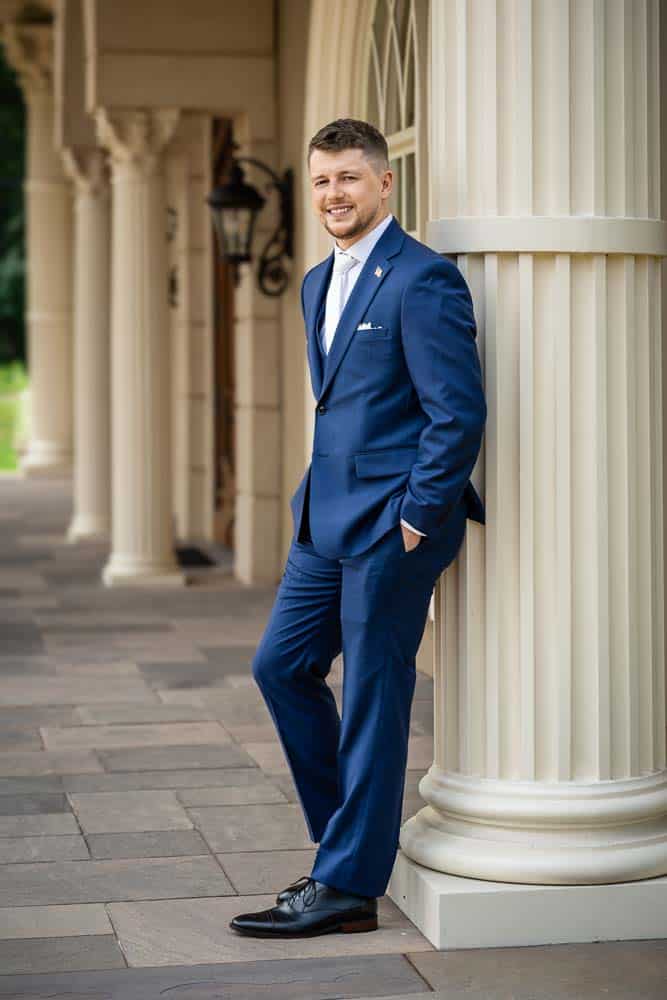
[206,157,294,297]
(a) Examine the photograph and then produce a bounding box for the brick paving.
[0,474,665,998]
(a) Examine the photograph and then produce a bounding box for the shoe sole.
[229,916,378,938]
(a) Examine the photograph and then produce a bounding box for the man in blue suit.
[231,119,486,937]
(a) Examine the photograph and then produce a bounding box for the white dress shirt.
[324,213,426,539]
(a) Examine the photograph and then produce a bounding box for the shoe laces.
[286,875,311,895]
[288,876,318,909]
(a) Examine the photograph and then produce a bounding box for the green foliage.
[0,46,26,364]
[0,360,28,471]
[0,358,28,394]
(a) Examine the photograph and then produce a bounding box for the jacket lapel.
[318,217,405,402]
[305,253,333,400]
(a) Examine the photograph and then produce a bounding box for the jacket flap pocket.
[354,447,418,478]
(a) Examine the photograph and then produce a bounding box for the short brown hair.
[307,118,389,174]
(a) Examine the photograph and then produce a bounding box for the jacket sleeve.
[398,256,486,535]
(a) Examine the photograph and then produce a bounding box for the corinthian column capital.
[62,148,109,198]
[3,22,52,95]
[95,109,180,176]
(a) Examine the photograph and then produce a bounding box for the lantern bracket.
[208,154,294,297]
[236,157,293,296]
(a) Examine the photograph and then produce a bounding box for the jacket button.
[317,404,327,414]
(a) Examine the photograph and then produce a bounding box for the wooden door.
[211,118,236,547]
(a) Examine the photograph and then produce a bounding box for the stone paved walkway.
[0,475,665,998]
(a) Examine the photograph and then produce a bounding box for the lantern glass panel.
[213,206,255,260]
[227,206,252,257]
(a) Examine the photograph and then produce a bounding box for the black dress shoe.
[230,877,378,937]
[275,874,311,904]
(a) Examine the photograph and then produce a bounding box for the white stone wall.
[232,126,282,585]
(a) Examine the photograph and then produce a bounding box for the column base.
[388,849,667,949]
[402,769,667,885]
[67,514,109,542]
[20,435,72,476]
[20,451,72,478]
[102,555,187,588]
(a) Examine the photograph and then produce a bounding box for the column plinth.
[96,108,185,587]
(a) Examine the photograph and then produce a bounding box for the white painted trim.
[428,216,667,256]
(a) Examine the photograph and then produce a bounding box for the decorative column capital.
[95,109,180,177]
[62,148,109,197]
[3,22,52,95]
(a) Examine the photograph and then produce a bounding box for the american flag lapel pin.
[374,266,383,277]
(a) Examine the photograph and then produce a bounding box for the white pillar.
[390,0,667,948]
[96,109,185,587]
[3,23,73,476]
[62,149,111,541]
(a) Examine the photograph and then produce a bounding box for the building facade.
[1,0,666,947]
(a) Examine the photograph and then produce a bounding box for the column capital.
[62,148,109,197]
[2,22,52,95]
[95,109,180,177]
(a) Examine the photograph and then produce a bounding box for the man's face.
[309,147,393,249]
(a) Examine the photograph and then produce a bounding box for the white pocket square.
[356,322,382,330]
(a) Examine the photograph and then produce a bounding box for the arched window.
[364,0,428,238]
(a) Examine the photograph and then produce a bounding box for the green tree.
[0,46,25,363]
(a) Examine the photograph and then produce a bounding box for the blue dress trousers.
[251,217,486,898]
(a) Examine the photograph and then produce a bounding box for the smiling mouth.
[327,206,354,218]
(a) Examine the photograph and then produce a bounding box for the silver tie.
[323,251,358,355]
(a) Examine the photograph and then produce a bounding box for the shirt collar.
[333,213,394,267]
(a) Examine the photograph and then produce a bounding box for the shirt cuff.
[400,518,427,537]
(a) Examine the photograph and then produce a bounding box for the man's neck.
[335,210,390,251]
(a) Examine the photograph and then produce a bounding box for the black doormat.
[175,545,217,567]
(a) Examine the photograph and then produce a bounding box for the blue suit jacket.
[290,216,486,559]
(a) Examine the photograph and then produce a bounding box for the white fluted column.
[390,0,667,948]
[3,23,73,475]
[62,149,110,541]
[96,109,185,587]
